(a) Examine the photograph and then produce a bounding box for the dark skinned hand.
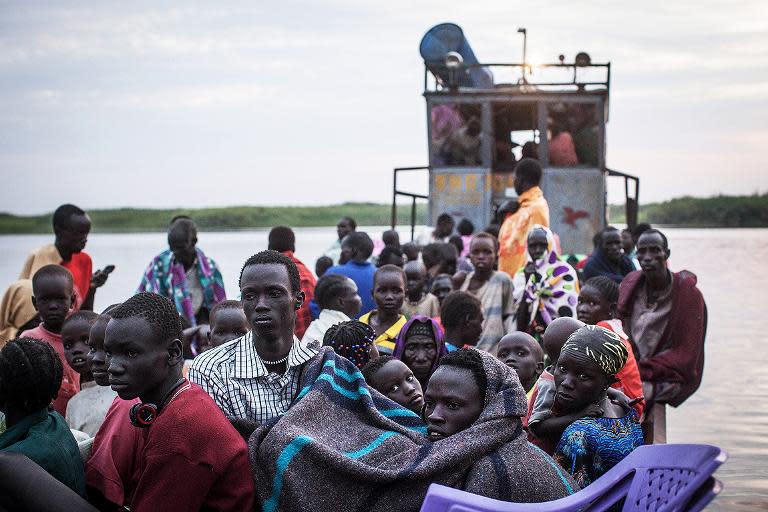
[90,269,110,289]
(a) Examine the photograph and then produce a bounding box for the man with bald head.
[137,216,226,333]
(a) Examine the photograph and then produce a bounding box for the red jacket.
[618,270,707,407]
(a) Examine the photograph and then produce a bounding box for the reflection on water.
[1,227,766,509]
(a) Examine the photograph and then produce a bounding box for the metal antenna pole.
[517,28,527,81]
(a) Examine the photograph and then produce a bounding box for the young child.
[206,300,249,350]
[323,320,378,369]
[20,264,79,416]
[440,291,484,351]
[362,355,424,415]
[401,242,421,263]
[552,325,643,487]
[429,273,453,306]
[63,311,112,437]
[359,265,408,355]
[455,232,515,352]
[577,276,645,417]
[99,292,254,511]
[315,255,334,279]
[495,332,544,396]
[0,337,85,496]
[402,261,440,318]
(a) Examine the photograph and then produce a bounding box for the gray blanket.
[249,347,577,511]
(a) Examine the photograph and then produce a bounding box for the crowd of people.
[0,158,707,510]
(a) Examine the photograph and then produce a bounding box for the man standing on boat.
[497,158,550,277]
[618,229,707,444]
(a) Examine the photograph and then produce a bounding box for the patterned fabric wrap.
[562,325,629,377]
[248,347,578,512]
[513,225,579,328]
[554,411,644,487]
[392,315,448,379]
[137,248,225,326]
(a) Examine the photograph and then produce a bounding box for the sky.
[1,1,766,215]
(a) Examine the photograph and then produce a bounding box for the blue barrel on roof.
[419,23,494,89]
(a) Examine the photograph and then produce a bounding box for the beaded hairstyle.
[323,320,376,369]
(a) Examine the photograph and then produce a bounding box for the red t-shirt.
[285,251,316,339]
[61,251,92,310]
[20,325,80,416]
[130,382,254,511]
[598,319,646,417]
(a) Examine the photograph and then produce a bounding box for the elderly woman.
[552,325,644,487]
[392,315,448,389]
[513,225,579,338]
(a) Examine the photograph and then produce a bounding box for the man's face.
[57,213,91,254]
[167,227,196,266]
[32,275,74,332]
[105,316,175,401]
[636,233,668,276]
[469,238,495,271]
[240,264,299,342]
[337,219,353,241]
[424,366,483,441]
[435,219,454,238]
[601,230,623,262]
[402,334,437,382]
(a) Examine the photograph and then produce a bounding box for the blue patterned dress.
[553,411,643,487]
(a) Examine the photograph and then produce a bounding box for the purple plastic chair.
[419,444,727,512]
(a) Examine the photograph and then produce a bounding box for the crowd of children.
[0,198,706,510]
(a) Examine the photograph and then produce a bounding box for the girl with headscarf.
[392,315,448,388]
[552,325,644,487]
[512,225,579,338]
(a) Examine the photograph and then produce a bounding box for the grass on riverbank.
[610,193,768,227]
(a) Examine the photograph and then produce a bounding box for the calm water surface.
[1,226,766,510]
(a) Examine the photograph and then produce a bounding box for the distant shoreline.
[1,194,765,234]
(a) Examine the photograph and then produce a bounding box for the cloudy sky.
[1,1,766,215]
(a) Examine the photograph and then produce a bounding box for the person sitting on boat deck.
[323,320,378,369]
[21,265,80,416]
[362,355,424,414]
[495,332,544,398]
[302,274,362,347]
[0,337,86,497]
[429,273,453,307]
[102,293,254,511]
[449,234,474,273]
[423,348,578,501]
[498,158,550,277]
[190,251,316,424]
[401,261,440,318]
[0,279,39,347]
[618,229,706,444]
[392,315,447,389]
[455,232,516,352]
[376,245,405,268]
[416,212,455,246]
[137,216,225,339]
[324,216,357,264]
[358,265,408,355]
[552,326,644,487]
[577,276,645,418]
[268,225,317,339]
[402,241,421,263]
[440,291,484,351]
[325,231,377,317]
[19,204,111,311]
[583,226,636,284]
[513,225,579,339]
[61,311,101,436]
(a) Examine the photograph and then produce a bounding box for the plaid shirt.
[189,332,317,423]
[283,251,316,339]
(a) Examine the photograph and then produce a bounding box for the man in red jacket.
[618,229,706,444]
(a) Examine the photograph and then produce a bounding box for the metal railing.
[606,168,640,229]
[391,166,429,241]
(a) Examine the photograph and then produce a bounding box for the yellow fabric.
[359,311,408,353]
[19,244,62,280]
[0,279,37,347]
[498,187,550,277]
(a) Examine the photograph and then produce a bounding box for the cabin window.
[430,103,482,166]
[492,102,539,172]
[547,102,599,167]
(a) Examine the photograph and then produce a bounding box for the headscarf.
[392,315,448,378]
[513,225,579,328]
[0,279,38,347]
[561,325,628,376]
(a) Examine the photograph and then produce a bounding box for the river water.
[1,226,766,510]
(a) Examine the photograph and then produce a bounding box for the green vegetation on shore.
[1,193,765,234]
[608,193,768,227]
[0,203,429,234]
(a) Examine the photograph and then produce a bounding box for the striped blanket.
[249,347,577,511]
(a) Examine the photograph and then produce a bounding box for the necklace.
[262,354,290,365]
